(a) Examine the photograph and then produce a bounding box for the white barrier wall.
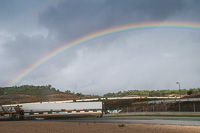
[21,102,102,112]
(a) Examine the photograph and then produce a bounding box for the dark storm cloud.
[0,0,59,35]
[105,0,185,21]
[183,0,200,21]
[38,0,186,42]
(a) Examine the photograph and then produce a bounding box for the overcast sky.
[0,0,200,95]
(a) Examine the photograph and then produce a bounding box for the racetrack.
[54,116,200,126]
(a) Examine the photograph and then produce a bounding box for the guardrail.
[148,98,200,103]
[105,112,200,116]
[2,97,181,107]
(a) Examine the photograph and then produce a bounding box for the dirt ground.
[0,121,200,133]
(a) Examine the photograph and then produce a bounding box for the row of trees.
[1,85,200,98]
[103,88,200,97]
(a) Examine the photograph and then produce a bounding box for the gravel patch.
[0,121,200,133]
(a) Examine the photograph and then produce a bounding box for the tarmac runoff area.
[52,116,200,126]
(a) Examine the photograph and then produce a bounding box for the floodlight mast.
[176,82,181,98]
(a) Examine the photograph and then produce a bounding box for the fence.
[122,98,200,113]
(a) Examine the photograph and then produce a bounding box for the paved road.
[53,116,200,126]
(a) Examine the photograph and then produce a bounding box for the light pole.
[176,82,181,98]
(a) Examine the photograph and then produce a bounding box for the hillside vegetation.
[0,85,85,105]
[103,88,200,97]
[0,85,60,96]
[0,85,200,105]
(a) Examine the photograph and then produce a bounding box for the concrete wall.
[22,102,102,112]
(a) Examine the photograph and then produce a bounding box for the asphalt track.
[52,116,200,126]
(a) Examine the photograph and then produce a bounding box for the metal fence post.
[153,105,154,112]
[193,103,196,112]
[146,103,148,112]
[134,105,136,112]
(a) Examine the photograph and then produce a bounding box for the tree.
[65,90,71,94]
[187,90,193,95]
[76,93,84,97]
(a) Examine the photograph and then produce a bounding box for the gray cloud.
[50,29,200,95]
[4,34,48,66]
[1,0,200,95]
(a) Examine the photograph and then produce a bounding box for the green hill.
[0,85,79,105]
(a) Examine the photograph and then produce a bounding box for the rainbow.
[6,21,200,87]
